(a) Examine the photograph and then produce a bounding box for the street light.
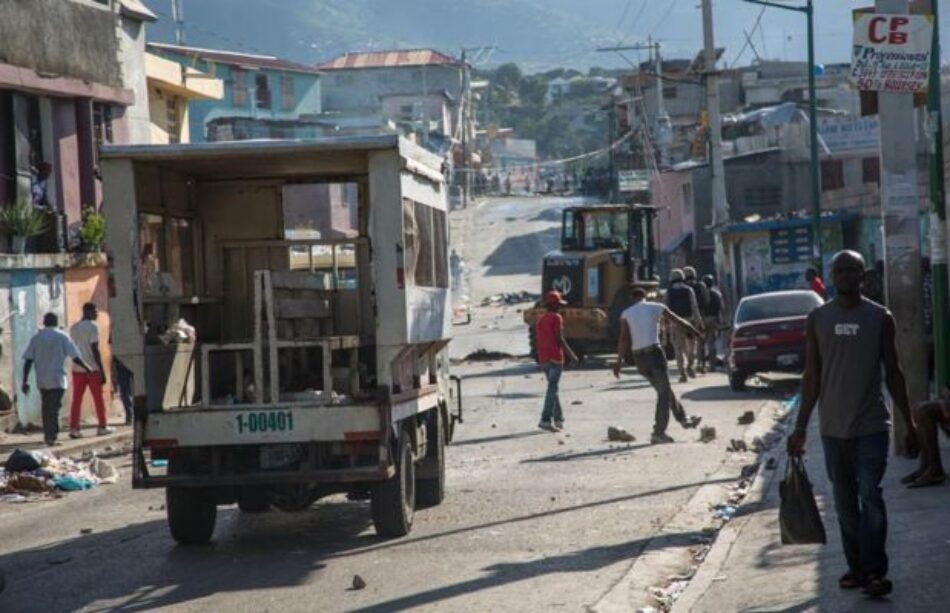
[743,0,822,275]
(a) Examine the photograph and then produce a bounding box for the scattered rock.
[571,400,582,405]
[737,410,756,425]
[491,424,497,429]
[550,496,556,502]
[557,439,565,446]
[607,426,636,442]
[351,575,367,590]
[80,528,93,535]
[740,463,760,479]
[464,349,513,361]
[765,457,778,470]
[699,426,717,443]
[727,439,748,453]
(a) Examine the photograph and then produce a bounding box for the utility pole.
[925,0,950,390]
[876,0,927,454]
[701,0,730,301]
[744,0,822,275]
[171,0,185,46]
[460,48,470,209]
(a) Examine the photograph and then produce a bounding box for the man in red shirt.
[805,267,827,300]
[535,290,578,432]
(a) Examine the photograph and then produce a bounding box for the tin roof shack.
[100,135,450,411]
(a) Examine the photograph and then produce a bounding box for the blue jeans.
[822,431,890,577]
[633,345,686,435]
[540,362,564,424]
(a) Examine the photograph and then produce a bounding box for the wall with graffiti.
[729,222,844,297]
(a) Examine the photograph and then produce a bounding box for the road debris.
[737,410,756,425]
[480,291,539,306]
[727,439,748,453]
[351,575,367,590]
[607,426,636,442]
[698,426,717,443]
[740,463,760,479]
[0,449,118,501]
[571,400,583,405]
[464,349,514,361]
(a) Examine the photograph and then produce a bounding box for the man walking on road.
[665,269,700,382]
[69,303,113,438]
[787,250,918,599]
[535,290,578,432]
[683,267,710,374]
[21,313,93,446]
[614,289,702,444]
[701,274,724,372]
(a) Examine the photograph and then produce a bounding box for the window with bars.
[166,96,180,144]
[255,73,271,109]
[232,68,247,107]
[281,74,294,110]
[821,159,845,192]
[93,102,113,149]
[862,157,880,185]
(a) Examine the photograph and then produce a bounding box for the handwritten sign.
[851,13,933,92]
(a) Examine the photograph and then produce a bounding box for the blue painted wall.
[149,49,322,142]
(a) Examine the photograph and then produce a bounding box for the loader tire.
[371,428,415,537]
[416,410,445,508]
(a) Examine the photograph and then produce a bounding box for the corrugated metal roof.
[147,43,322,75]
[318,49,461,70]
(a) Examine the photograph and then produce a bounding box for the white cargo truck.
[101,136,462,544]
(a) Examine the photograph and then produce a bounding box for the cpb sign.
[851,13,933,93]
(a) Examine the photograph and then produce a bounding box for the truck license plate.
[235,410,295,434]
[777,354,799,367]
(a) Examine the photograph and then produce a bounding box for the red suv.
[728,290,823,391]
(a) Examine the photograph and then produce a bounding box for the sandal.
[907,473,946,489]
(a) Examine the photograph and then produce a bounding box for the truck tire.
[371,428,415,537]
[416,410,445,508]
[237,489,270,513]
[166,486,217,545]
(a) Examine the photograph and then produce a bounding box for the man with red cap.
[535,289,578,431]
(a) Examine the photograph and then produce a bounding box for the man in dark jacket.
[701,274,724,371]
[665,269,700,381]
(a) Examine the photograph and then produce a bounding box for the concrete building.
[145,53,223,144]
[317,49,466,143]
[146,43,323,142]
[0,0,157,427]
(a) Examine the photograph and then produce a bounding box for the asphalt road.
[0,196,783,612]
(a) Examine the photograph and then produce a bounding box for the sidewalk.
[676,422,950,612]
[0,423,132,459]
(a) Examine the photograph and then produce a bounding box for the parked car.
[728,290,824,391]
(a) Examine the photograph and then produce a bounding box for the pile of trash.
[0,449,118,503]
[480,291,540,307]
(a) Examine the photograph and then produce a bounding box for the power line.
[649,0,680,32]
[731,6,768,67]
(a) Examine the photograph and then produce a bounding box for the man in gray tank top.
[787,250,918,599]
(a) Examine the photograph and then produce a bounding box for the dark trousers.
[822,431,890,577]
[40,388,65,444]
[114,359,134,421]
[633,345,686,435]
[540,362,564,424]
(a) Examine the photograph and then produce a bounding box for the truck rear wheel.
[371,428,415,537]
[416,410,445,508]
[166,486,217,545]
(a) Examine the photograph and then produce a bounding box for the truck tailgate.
[142,404,382,448]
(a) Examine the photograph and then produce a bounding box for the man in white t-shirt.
[613,289,703,444]
[69,303,113,438]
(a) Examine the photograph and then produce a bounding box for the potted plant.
[0,201,47,254]
[79,206,106,252]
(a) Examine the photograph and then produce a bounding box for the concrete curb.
[591,399,783,612]
[46,430,133,459]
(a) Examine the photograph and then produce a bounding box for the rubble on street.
[0,449,118,502]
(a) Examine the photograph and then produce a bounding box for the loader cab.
[557,204,657,285]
